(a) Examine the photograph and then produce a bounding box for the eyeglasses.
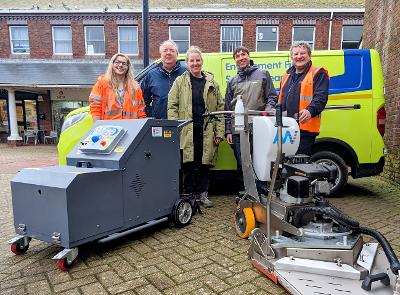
[114,60,128,67]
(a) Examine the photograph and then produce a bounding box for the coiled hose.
[293,204,400,275]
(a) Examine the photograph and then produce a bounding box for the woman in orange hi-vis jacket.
[89,53,146,121]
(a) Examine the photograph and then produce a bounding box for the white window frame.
[118,26,139,56]
[292,26,315,50]
[169,26,190,54]
[84,26,105,55]
[9,26,30,54]
[256,26,279,51]
[220,26,243,53]
[341,25,363,49]
[52,26,72,55]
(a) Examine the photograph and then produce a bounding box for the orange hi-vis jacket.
[278,65,326,133]
[89,75,146,120]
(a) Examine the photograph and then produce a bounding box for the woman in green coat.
[168,46,224,208]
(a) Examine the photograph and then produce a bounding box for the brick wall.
[190,19,220,53]
[363,0,400,184]
[28,20,52,59]
[71,20,85,58]
[330,20,342,49]
[315,20,329,50]
[0,20,10,57]
[105,19,118,59]
[243,19,256,51]
[0,14,363,59]
[278,20,293,50]
[149,19,169,59]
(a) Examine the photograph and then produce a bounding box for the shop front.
[0,91,42,143]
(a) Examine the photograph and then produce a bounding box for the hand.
[214,137,222,146]
[299,109,312,123]
[226,134,233,145]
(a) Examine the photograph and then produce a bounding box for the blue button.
[92,135,100,143]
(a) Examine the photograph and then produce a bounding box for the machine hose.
[293,205,400,275]
[293,206,359,228]
[354,226,400,275]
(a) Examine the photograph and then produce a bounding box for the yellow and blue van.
[58,49,385,194]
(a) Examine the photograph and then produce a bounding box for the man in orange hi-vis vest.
[89,53,146,121]
[278,41,329,155]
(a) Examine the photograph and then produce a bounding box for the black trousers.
[181,162,210,195]
[229,134,243,180]
[297,131,317,156]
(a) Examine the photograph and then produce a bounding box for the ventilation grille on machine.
[129,173,145,197]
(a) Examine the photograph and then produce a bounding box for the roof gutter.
[0,84,91,88]
[0,8,365,14]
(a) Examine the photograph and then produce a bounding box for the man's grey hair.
[290,41,312,56]
[159,40,179,55]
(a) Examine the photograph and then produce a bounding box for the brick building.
[363,0,400,185]
[0,0,364,143]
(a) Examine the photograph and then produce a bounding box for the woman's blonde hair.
[105,53,138,101]
[185,46,203,63]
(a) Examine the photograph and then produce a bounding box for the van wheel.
[311,151,348,195]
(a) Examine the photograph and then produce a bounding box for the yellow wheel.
[234,207,256,238]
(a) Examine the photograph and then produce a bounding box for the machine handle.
[275,104,283,127]
[177,119,193,130]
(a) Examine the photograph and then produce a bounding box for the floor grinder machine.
[211,101,400,294]
[8,119,194,271]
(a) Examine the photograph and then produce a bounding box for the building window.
[169,26,190,54]
[52,26,72,54]
[221,26,242,53]
[118,26,139,55]
[256,26,278,51]
[342,26,363,49]
[85,26,105,55]
[9,26,30,54]
[292,26,315,49]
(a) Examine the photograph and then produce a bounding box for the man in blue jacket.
[141,40,186,119]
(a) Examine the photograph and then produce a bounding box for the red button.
[100,140,107,146]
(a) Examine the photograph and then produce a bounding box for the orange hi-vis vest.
[278,65,325,133]
[89,75,146,120]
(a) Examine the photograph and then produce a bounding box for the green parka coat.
[168,71,225,165]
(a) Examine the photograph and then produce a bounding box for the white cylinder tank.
[253,116,300,181]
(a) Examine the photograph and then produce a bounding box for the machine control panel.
[79,125,126,154]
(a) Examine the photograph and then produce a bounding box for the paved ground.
[0,143,399,295]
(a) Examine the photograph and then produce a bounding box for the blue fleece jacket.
[141,61,186,119]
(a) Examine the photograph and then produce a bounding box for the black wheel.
[10,242,29,255]
[311,151,348,195]
[172,199,193,227]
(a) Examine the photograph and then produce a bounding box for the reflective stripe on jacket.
[278,65,324,133]
[89,75,146,120]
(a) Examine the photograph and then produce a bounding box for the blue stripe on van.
[329,49,372,95]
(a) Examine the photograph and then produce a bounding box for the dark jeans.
[229,134,243,184]
[297,131,317,156]
[182,162,210,195]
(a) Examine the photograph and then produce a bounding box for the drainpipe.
[7,88,22,141]
[328,11,333,50]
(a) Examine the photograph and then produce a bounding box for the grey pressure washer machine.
[8,119,193,270]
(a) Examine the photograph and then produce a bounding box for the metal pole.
[142,0,149,68]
